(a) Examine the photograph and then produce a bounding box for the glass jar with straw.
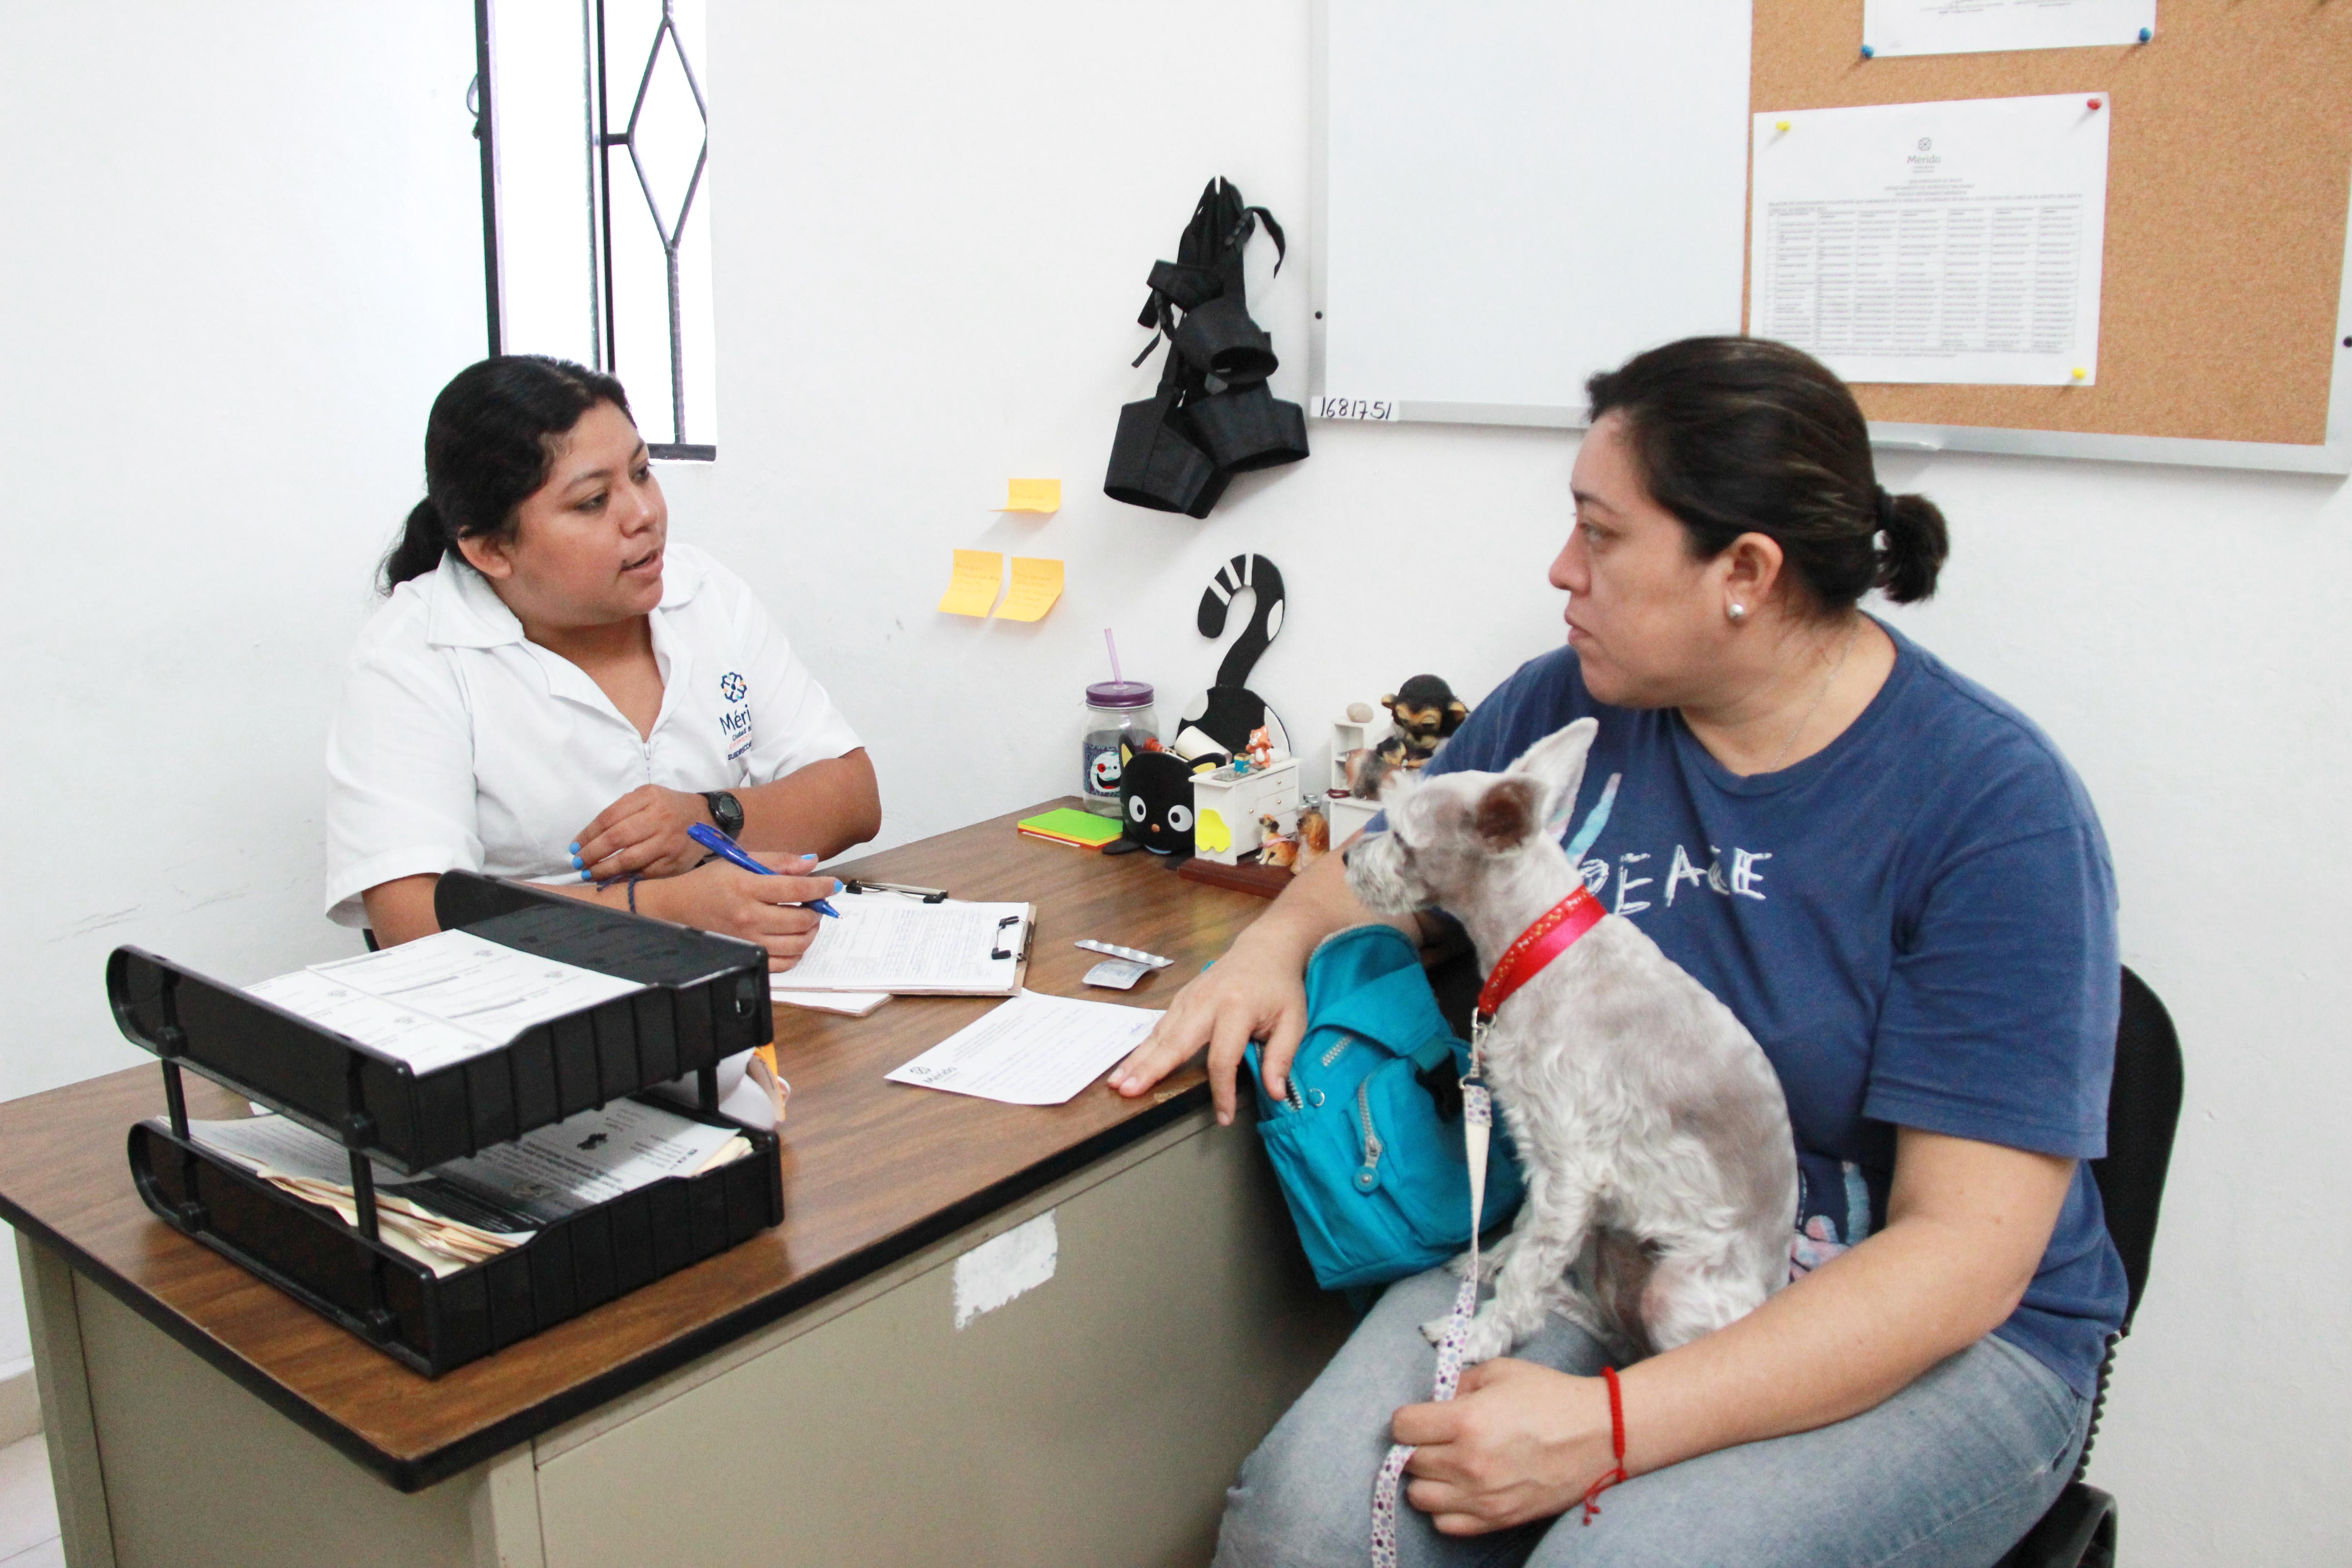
[1082,629,1157,816]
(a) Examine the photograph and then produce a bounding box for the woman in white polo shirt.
[326,356,879,968]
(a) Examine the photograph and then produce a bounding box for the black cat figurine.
[1113,742,1196,857]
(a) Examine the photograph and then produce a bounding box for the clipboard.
[776,894,1038,996]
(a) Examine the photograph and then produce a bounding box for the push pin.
[2087,98,2103,111]
[2071,367,2089,381]
[1860,43,1875,58]
[2137,26,2152,43]
[1775,119,1792,133]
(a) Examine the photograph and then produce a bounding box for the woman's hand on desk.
[572,786,716,881]
[1109,847,1400,1123]
[637,856,831,971]
[1107,941,1309,1125]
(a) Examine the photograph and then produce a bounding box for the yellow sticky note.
[1004,478,1061,513]
[938,549,1004,617]
[997,557,1064,623]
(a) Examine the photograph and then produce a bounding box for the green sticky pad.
[1018,808,1125,847]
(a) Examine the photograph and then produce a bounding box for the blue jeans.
[1215,1267,2091,1568]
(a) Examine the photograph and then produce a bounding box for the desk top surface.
[0,803,1264,1488]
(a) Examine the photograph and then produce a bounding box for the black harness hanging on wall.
[1104,178,1309,517]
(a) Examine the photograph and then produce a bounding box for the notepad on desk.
[779,892,1036,995]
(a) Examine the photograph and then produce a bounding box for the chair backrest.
[2090,966,2185,1329]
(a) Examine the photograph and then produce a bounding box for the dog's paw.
[1419,1315,1450,1346]
[1456,1312,1517,1365]
[1444,1235,1514,1284]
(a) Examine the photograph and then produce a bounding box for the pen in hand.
[686,822,841,917]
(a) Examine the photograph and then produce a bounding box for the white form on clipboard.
[779,892,1035,995]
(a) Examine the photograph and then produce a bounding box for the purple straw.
[1104,628,1124,686]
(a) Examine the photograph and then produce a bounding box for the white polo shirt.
[323,543,862,926]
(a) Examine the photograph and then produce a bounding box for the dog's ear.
[1507,717,1599,835]
[1474,775,1544,850]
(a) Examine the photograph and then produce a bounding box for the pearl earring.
[1727,602,1747,622]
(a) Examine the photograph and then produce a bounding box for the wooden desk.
[1,804,1353,1568]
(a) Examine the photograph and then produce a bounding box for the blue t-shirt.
[1405,622,2126,1395]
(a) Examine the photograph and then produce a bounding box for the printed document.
[1862,0,2155,58]
[1751,94,2110,386]
[245,969,504,1075]
[189,1101,750,1274]
[782,897,1031,995]
[252,929,646,1072]
[886,990,1161,1106]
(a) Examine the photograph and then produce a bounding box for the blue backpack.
[1244,924,1526,1290]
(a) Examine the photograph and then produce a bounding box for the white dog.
[1347,718,1797,1364]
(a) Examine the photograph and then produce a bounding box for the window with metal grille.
[472,0,716,459]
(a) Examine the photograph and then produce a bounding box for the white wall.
[0,0,484,1374]
[1,5,2342,1559]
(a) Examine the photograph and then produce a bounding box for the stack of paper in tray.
[190,1099,754,1277]
[1016,808,1123,849]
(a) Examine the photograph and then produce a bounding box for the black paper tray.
[127,1105,783,1377]
[104,872,773,1172]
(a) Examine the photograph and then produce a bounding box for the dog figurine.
[1378,674,1470,770]
[1347,717,1796,1364]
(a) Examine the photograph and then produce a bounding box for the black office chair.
[1995,966,2185,1568]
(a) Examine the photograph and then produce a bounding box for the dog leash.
[1370,883,1613,1564]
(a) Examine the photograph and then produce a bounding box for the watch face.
[706,791,744,838]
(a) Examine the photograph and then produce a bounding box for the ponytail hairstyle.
[380,355,634,593]
[1583,337,1949,612]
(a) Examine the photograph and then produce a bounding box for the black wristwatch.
[702,790,745,840]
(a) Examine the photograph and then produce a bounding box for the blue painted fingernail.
[570,855,583,869]
[578,868,592,881]
[568,842,580,853]
[833,880,845,894]
[800,853,818,862]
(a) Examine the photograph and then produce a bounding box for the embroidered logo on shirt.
[719,670,753,760]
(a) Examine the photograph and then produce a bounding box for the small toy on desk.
[1377,674,1469,769]
[1292,801,1330,874]
[1190,748,1301,867]
[1106,740,1197,857]
[1246,725,1276,769]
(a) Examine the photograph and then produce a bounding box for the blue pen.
[686,822,840,916]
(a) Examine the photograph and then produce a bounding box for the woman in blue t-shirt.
[1110,336,2122,1568]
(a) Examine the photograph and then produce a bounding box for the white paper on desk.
[1752,94,2109,386]
[431,1098,747,1223]
[782,898,1029,994]
[886,990,1160,1106]
[1862,0,2153,58]
[774,989,892,1017]
[306,928,644,1052]
[245,969,502,1075]
[187,1112,428,1191]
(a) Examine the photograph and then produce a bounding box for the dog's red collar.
[1474,884,1607,1036]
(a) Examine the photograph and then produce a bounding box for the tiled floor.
[0,1435,60,1568]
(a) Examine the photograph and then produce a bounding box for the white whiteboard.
[1309,0,1754,428]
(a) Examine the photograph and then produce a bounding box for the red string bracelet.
[1581,1366,1629,1525]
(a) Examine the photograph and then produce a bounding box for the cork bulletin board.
[1749,0,2352,466]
